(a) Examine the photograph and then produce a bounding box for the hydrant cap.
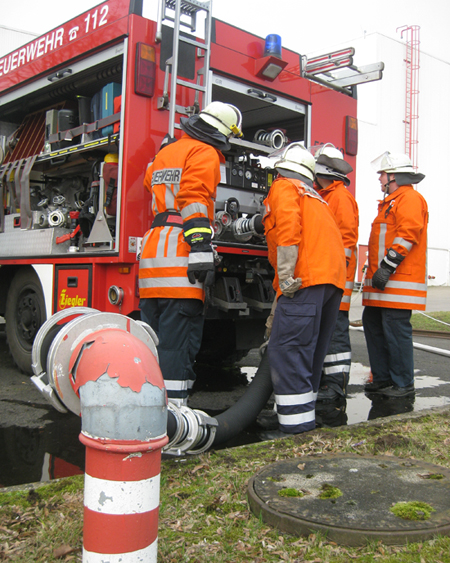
[70,328,164,394]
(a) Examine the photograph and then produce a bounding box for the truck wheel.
[5,268,46,374]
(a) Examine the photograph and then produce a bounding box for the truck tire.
[5,267,46,375]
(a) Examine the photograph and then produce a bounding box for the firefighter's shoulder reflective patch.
[152,168,182,185]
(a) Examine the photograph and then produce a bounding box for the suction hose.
[213,349,272,445]
[165,350,273,454]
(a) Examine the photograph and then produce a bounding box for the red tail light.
[135,43,156,97]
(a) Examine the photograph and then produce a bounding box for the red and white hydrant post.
[68,324,168,562]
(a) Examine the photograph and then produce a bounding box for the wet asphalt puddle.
[1,362,449,489]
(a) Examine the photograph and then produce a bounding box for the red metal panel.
[0,0,132,94]
[310,83,357,196]
[55,265,92,313]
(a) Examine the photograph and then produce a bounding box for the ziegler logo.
[59,289,87,309]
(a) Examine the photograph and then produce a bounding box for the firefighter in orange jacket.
[139,102,243,406]
[313,145,359,402]
[263,143,346,436]
[363,152,427,398]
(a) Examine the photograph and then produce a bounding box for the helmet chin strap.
[383,174,395,195]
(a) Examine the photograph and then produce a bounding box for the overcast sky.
[1,0,450,63]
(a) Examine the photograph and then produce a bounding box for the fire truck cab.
[0,0,381,375]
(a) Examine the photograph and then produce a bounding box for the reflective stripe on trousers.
[320,310,351,395]
[139,297,204,402]
[268,284,342,434]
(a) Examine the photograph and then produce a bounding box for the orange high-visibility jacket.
[362,185,428,310]
[319,181,359,311]
[139,134,225,301]
[263,177,346,299]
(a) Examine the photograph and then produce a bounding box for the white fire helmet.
[199,102,243,138]
[313,143,353,185]
[372,151,415,174]
[272,142,315,181]
[313,143,344,161]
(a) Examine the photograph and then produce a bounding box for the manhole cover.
[248,454,450,545]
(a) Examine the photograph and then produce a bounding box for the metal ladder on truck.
[156,0,212,137]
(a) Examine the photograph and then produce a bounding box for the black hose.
[213,349,272,445]
[166,350,273,446]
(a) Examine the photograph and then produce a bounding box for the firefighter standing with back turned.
[363,152,428,398]
[314,144,359,402]
[262,143,346,437]
[138,102,243,406]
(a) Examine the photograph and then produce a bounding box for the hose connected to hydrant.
[32,308,274,458]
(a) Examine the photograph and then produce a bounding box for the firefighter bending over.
[138,102,243,406]
[263,143,346,437]
[314,145,359,402]
[363,152,427,398]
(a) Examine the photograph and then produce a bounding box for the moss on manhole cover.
[247,453,450,546]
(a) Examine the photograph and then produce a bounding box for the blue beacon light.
[263,34,282,58]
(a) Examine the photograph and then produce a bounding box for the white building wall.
[323,32,450,286]
[0,26,37,58]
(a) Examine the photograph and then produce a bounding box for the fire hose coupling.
[232,214,264,239]
[164,402,218,456]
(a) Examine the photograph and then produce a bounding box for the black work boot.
[381,384,415,398]
[364,380,393,394]
[317,385,343,402]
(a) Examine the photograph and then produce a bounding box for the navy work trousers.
[139,297,204,404]
[362,306,414,388]
[268,284,342,434]
[320,310,351,396]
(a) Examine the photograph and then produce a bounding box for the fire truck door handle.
[247,88,277,103]
[48,68,73,82]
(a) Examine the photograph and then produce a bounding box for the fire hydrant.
[31,309,168,562]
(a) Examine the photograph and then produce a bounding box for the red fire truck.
[0,0,382,375]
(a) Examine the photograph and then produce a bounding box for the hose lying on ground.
[166,350,273,448]
[213,349,273,445]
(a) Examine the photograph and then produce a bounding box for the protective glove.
[372,247,405,291]
[372,266,391,291]
[183,217,215,287]
[265,297,278,339]
[277,245,302,298]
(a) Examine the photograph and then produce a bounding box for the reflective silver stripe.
[140,276,202,289]
[164,379,195,391]
[181,202,208,219]
[278,409,316,426]
[324,352,351,363]
[393,237,413,251]
[188,252,213,264]
[363,292,426,305]
[167,226,180,256]
[323,364,350,375]
[140,256,188,269]
[365,278,427,291]
[141,230,151,249]
[383,255,398,270]
[156,226,170,257]
[378,223,387,266]
[275,391,318,406]
[345,281,354,290]
[341,295,351,304]
[344,248,352,258]
[162,187,175,210]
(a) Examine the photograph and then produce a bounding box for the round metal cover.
[248,453,450,546]
[47,312,159,415]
